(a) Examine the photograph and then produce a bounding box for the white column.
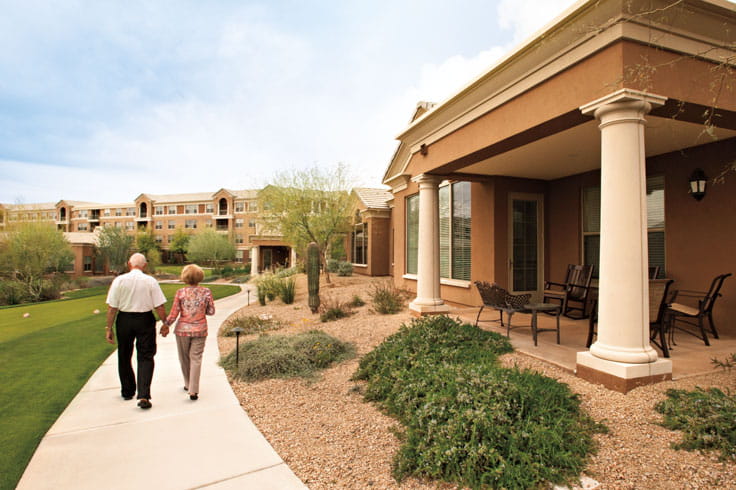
[578,89,671,385]
[251,246,260,275]
[409,174,450,315]
[290,247,297,268]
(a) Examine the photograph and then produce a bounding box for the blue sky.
[0,0,578,204]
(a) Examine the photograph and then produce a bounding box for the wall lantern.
[688,168,707,201]
[419,143,428,156]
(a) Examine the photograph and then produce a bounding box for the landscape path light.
[232,327,245,366]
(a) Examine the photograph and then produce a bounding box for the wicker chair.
[543,264,594,318]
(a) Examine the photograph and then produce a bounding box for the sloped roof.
[138,189,259,203]
[3,202,57,211]
[353,188,392,210]
[73,202,133,210]
[64,231,99,245]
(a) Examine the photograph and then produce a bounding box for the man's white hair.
[128,253,147,268]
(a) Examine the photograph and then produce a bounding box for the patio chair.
[665,273,732,347]
[474,281,531,333]
[586,279,674,354]
[543,264,594,318]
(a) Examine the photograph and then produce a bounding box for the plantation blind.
[439,185,451,278]
[451,182,471,281]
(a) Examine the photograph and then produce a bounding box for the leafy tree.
[135,228,161,270]
[170,228,191,264]
[187,230,236,271]
[97,226,134,274]
[258,164,354,283]
[0,222,73,300]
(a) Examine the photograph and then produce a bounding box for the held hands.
[160,322,170,337]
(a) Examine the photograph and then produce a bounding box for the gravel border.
[218,274,736,489]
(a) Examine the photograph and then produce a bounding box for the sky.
[0,0,579,205]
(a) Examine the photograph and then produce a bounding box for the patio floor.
[453,306,736,380]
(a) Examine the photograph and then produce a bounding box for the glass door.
[509,193,544,299]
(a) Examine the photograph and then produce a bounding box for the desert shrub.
[38,279,62,301]
[257,288,267,306]
[655,387,736,461]
[231,275,251,284]
[319,294,352,322]
[274,266,298,278]
[221,313,282,336]
[337,261,353,276]
[0,281,29,306]
[349,295,365,307]
[369,281,405,314]
[86,276,115,288]
[326,259,340,273]
[279,277,296,304]
[255,273,280,303]
[353,316,603,489]
[72,276,90,289]
[221,330,355,381]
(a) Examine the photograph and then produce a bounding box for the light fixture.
[419,143,428,156]
[688,168,707,201]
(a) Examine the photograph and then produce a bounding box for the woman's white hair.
[128,253,147,268]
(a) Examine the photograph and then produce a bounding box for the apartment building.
[2,188,294,276]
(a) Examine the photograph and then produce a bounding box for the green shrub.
[0,281,29,306]
[255,273,279,303]
[655,387,736,461]
[349,295,365,307]
[353,316,602,489]
[221,314,282,336]
[274,266,298,278]
[231,275,251,284]
[257,288,267,306]
[221,330,355,381]
[369,281,405,314]
[326,259,340,273]
[337,261,353,276]
[279,277,296,304]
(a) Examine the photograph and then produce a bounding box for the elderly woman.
[163,264,215,400]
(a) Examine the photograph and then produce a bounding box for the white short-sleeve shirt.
[106,269,167,312]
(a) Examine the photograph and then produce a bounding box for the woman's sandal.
[190,394,198,400]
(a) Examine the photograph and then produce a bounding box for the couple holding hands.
[105,253,215,409]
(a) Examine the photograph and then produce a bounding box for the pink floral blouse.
[166,286,215,337]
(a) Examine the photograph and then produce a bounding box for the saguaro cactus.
[307,242,320,313]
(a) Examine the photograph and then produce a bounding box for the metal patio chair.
[543,264,594,318]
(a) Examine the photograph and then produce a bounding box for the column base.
[576,351,672,393]
[409,301,451,317]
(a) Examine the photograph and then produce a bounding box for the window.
[205,220,213,228]
[185,219,197,229]
[235,218,244,228]
[167,205,176,215]
[80,210,88,218]
[167,220,175,229]
[125,222,134,230]
[439,182,472,281]
[583,175,665,278]
[206,203,214,214]
[235,202,244,212]
[126,208,136,217]
[155,221,162,230]
[235,234,244,244]
[78,223,88,231]
[104,209,111,217]
[154,235,163,244]
[185,204,197,215]
[352,222,367,265]
[248,219,256,228]
[406,194,419,275]
[84,256,92,271]
[115,208,122,217]
[115,222,122,228]
[155,206,164,215]
[249,201,258,212]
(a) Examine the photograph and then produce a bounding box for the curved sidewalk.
[18,285,306,490]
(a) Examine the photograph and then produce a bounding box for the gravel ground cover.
[218,274,736,489]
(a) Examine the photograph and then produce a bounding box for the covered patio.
[454,305,736,379]
[383,0,736,391]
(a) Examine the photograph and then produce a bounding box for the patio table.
[518,302,561,346]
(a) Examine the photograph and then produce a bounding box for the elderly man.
[105,253,168,409]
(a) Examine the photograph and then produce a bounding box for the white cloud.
[497,0,579,43]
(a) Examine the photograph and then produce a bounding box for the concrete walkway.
[18,285,306,490]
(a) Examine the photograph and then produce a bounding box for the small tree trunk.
[321,250,331,284]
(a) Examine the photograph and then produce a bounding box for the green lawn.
[0,283,240,490]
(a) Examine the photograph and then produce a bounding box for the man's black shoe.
[137,399,152,409]
[123,395,134,400]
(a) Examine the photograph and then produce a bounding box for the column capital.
[580,89,666,118]
[411,173,443,187]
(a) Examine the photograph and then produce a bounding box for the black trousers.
[116,311,157,400]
